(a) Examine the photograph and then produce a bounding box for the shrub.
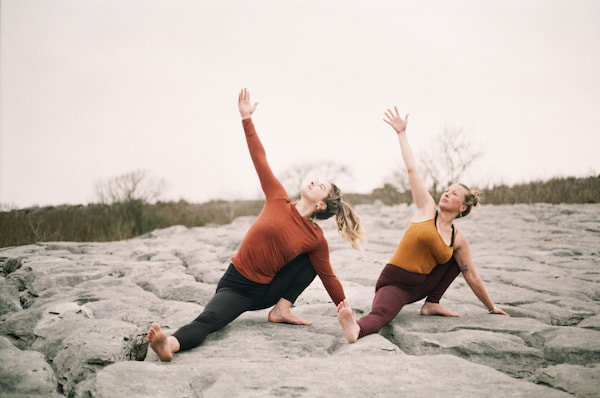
[1,175,597,248]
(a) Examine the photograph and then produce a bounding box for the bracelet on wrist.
[488,306,498,314]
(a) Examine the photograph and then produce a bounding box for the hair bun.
[472,191,480,207]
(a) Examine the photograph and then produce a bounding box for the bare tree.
[384,168,410,193]
[386,126,483,202]
[95,170,166,204]
[279,161,352,197]
[420,126,483,201]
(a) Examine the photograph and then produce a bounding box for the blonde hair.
[312,183,365,250]
[458,183,480,218]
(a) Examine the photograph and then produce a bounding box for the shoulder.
[313,223,325,239]
[313,227,328,246]
[267,194,291,204]
[453,229,470,250]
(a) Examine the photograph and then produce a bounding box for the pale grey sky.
[1,0,599,209]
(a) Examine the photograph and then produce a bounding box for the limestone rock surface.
[1,204,598,397]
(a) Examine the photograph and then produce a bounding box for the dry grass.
[1,175,597,248]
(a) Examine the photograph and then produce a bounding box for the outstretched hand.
[383,106,409,134]
[238,88,258,120]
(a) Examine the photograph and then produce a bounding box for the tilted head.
[439,183,480,219]
[299,181,333,212]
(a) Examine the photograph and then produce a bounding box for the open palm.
[238,88,258,119]
[383,106,409,133]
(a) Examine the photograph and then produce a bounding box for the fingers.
[491,308,510,316]
[383,109,394,125]
[238,88,250,103]
[383,107,405,121]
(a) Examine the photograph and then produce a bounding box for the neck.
[295,199,316,220]
[436,209,456,228]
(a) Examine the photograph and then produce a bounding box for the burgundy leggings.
[357,256,460,338]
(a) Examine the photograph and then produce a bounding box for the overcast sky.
[1,0,599,209]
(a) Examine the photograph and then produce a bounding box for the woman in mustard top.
[337,107,509,342]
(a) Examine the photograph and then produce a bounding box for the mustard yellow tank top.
[388,213,454,274]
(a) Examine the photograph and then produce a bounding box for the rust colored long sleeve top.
[230,118,345,305]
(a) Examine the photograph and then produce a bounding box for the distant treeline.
[478,176,599,205]
[345,175,600,206]
[1,175,598,248]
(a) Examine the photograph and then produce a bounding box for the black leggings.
[172,253,316,351]
[357,256,460,338]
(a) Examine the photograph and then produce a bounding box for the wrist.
[488,306,498,314]
[241,114,252,120]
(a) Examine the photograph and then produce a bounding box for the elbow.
[406,167,418,175]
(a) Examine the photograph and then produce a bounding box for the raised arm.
[384,107,435,221]
[238,88,286,199]
[453,231,509,316]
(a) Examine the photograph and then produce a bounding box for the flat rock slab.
[1,203,598,397]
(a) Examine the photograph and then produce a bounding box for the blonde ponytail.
[313,184,365,250]
[336,199,365,250]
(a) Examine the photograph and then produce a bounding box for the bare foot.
[336,300,359,343]
[147,323,176,362]
[420,302,459,317]
[268,299,312,325]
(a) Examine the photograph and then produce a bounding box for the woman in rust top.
[148,89,364,361]
[337,106,508,343]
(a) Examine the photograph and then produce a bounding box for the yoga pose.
[148,89,364,361]
[337,106,508,343]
